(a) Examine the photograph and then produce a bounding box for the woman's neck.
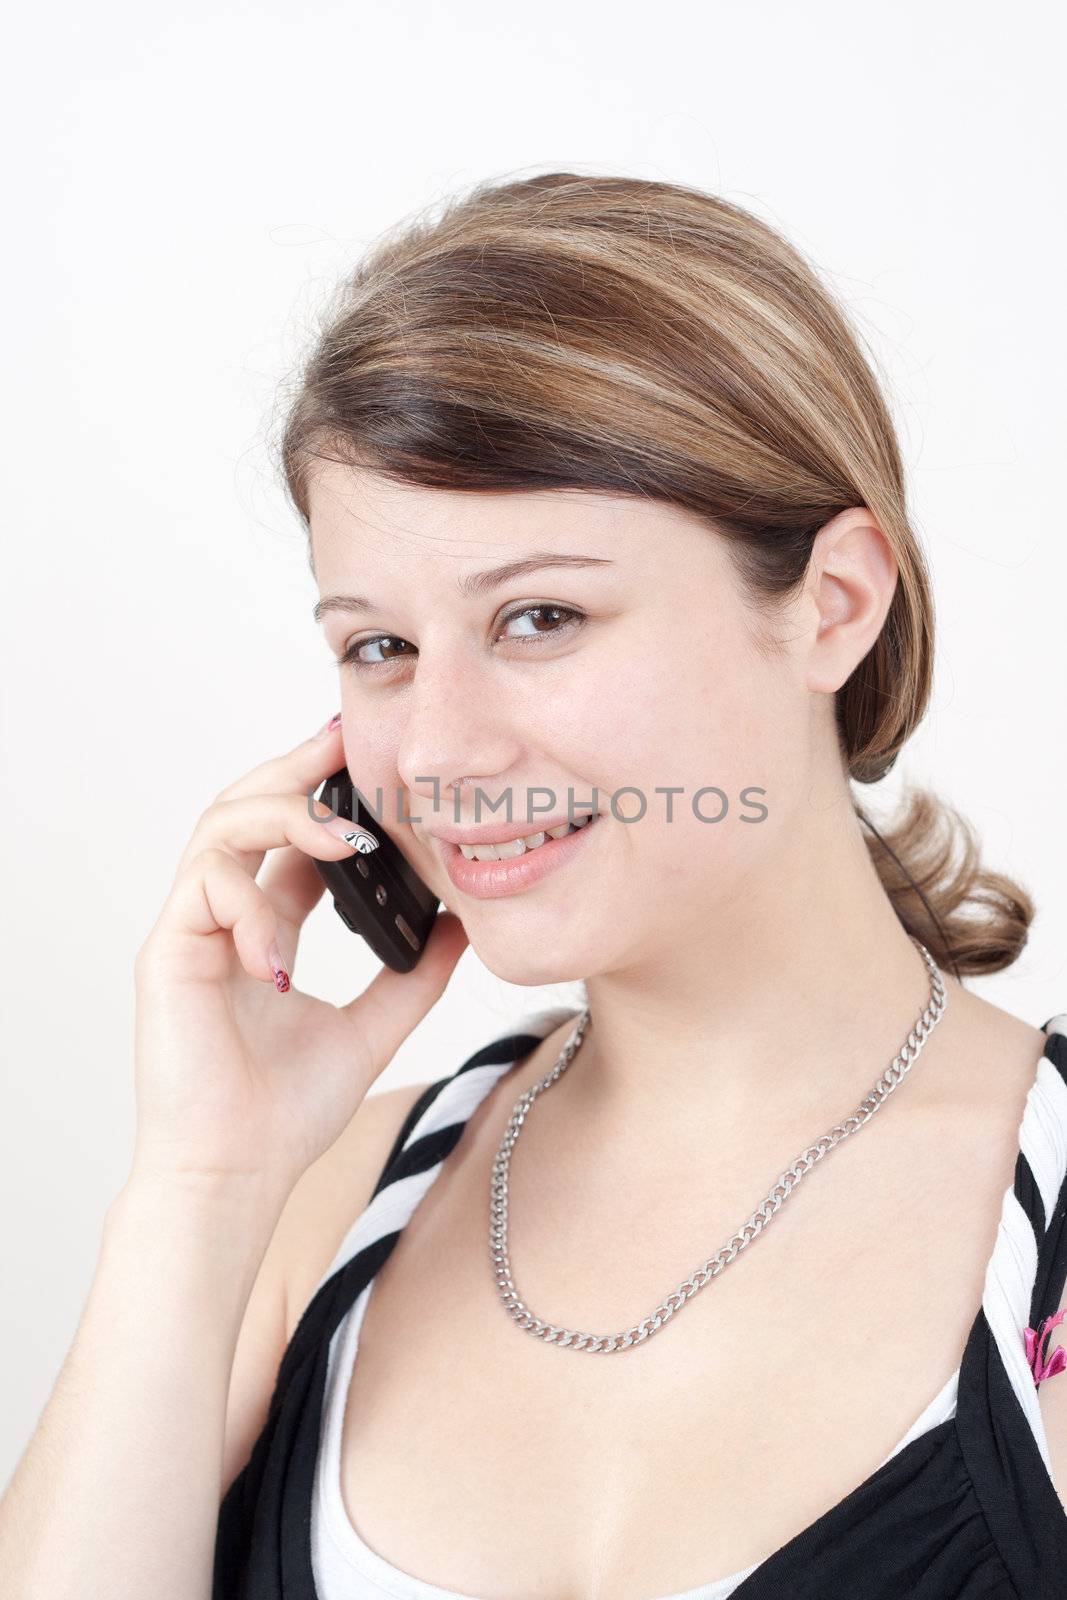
[572,816,954,1150]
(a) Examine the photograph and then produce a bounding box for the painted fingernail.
[267,942,291,993]
[314,711,343,740]
[322,815,380,852]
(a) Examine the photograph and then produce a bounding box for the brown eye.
[499,604,584,640]
[340,634,415,667]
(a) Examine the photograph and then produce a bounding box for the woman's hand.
[128,715,469,1200]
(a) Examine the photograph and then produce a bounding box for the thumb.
[339,910,470,1076]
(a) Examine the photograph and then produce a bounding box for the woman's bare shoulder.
[906,979,1053,1164]
[275,1077,436,1342]
[270,1011,583,1340]
[934,977,1049,1082]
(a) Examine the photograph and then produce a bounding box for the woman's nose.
[394,652,518,812]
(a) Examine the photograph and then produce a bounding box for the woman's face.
[308,462,830,987]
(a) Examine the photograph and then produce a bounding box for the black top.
[213,1013,1067,1599]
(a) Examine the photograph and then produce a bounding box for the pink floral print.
[1024,1309,1067,1383]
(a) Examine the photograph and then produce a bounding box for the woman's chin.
[471,945,591,991]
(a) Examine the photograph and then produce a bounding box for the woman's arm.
[0,719,468,1598]
[0,1168,289,1600]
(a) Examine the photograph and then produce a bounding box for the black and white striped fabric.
[213,1011,1067,1600]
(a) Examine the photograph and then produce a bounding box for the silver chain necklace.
[490,935,947,1353]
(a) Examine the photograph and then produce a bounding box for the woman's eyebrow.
[312,552,615,623]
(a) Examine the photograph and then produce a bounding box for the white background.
[2,1,1064,1479]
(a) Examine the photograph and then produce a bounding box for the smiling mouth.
[456,814,598,862]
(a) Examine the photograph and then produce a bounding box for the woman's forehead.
[307,461,724,581]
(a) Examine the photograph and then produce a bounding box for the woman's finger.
[144,847,295,990]
[209,714,347,807]
[173,786,386,884]
[256,842,329,930]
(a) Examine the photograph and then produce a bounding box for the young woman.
[3,173,1065,1600]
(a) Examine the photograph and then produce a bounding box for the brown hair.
[276,170,1033,979]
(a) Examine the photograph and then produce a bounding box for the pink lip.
[439,815,602,899]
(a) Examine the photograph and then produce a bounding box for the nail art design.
[1024,1310,1067,1383]
[342,829,380,854]
[314,711,343,740]
[322,815,380,852]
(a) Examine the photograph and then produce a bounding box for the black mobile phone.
[311,766,441,973]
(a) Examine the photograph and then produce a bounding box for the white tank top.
[306,1006,1067,1599]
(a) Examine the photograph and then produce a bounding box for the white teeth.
[485,836,525,860]
[457,815,595,862]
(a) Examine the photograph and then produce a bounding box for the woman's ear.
[803,507,898,694]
